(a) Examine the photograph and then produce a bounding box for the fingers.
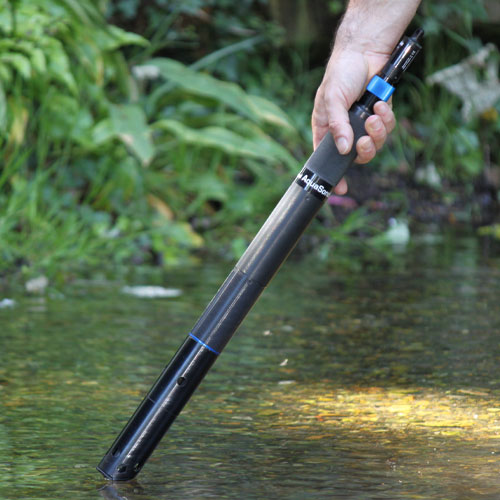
[312,84,354,154]
[355,100,396,164]
[311,84,351,194]
[312,95,354,154]
[326,104,354,155]
[311,86,329,150]
[333,177,348,195]
[312,79,397,190]
[324,85,354,155]
[374,100,396,134]
[355,136,377,164]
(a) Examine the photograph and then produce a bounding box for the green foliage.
[0,0,298,278]
[138,56,299,240]
[419,0,487,48]
[0,0,158,276]
[374,0,500,187]
[386,84,488,185]
[1,0,499,280]
[327,0,345,16]
[478,223,500,240]
[0,0,144,146]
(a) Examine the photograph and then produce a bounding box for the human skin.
[312,0,422,194]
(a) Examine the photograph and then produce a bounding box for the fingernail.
[336,137,349,154]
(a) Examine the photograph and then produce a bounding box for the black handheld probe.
[97,28,423,481]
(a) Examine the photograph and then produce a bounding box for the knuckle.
[328,119,342,132]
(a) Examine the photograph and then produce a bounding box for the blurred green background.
[0,0,499,282]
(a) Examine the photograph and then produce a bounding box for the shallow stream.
[1,233,500,499]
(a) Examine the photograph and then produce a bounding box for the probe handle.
[97,27,424,482]
[305,106,370,188]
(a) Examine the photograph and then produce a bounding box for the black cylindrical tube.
[97,337,218,480]
[97,29,423,481]
[97,107,368,482]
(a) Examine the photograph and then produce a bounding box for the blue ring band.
[366,75,395,102]
[189,333,220,355]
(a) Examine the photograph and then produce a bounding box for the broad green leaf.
[55,0,104,26]
[461,154,483,176]
[152,221,204,260]
[220,114,282,139]
[0,39,33,53]
[68,108,94,146]
[155,119,253,156]
[146,58,259,121]
[0,63,12,85]
[453,128,479,154]
[46,40,77,94]
[154,119,297,168]
[91,25,148,52]
[109,104,155,166]
[30,48,47,74]
[92,118,115,145]
[246,94,295,131]
[198,112,242,129]
[253,136,297,169]
[144,58,295,132]
[192,174,229,203]
[0,53,31,79]
[107,25,149,49]
[187,114,297,169]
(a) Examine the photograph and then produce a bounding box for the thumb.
[324,88,354,155]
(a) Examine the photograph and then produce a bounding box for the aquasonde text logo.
[295,168,332,199]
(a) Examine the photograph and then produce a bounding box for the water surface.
[1,233,500,499]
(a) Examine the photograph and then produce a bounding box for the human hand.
[311,48,396,195]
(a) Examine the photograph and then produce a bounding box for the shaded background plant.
[0,0,499,282]
[0,0,298,276]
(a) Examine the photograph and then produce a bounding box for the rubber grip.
[303,106,370,187]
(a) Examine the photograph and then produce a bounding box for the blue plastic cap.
[366,75,395,102]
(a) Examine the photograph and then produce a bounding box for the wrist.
[334,0,420,54]
[335,18,400,56]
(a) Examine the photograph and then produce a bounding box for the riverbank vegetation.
[0,0,499,282]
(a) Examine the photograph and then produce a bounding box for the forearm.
[335,0,421,55]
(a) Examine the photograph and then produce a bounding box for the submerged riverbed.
[1,232,500,499]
